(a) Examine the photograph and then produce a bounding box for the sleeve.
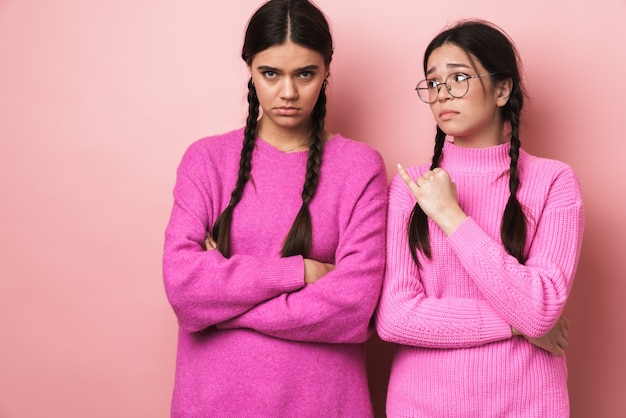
[447,167,585,337]
[375,173,512,349]
[162,146,305,333]
[215,153,388,344]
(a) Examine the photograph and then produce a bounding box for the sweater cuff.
[258,255,304,293]
[447,216,489,256]
[479,303,514,341]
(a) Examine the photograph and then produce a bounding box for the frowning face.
[250,41,328,139]
[425,43,511,148]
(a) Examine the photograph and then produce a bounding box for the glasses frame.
[415,72,496,104]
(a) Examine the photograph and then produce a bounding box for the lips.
[439,109,458,121]
[275,106,299,116]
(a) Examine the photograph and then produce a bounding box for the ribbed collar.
[440,140,513,174]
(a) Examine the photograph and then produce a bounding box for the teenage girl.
[163,1,387,416]
[376,20,584,417]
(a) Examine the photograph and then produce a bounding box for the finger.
[549,340,563,356]
[431,167,445,179]
[205,236,217,250]
[397,164,420,191]
[397,164,411,183]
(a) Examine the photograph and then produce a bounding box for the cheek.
[304,87,322,106]
[253,83,275,106]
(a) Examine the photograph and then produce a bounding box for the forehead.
[251,41,326,69]
[426,43,482,75]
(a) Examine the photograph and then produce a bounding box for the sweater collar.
[253,136,311,165]
[253,133,341,165]
[440,140,512,174]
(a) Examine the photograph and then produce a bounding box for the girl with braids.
[163,0,387,416]
[376,20,584,417]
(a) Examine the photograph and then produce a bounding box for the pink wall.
[1,1,624,417]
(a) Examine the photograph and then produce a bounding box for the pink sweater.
[163,128,387,417]
[376,141,584,417]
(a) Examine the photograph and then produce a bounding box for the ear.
[495,77,513,107]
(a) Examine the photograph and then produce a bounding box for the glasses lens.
[416,80,434,103]
[446,74,470,98]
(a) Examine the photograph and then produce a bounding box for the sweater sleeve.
[162,147,304,333]
[376,173,512,349]
[215,155,388,344]
[447,166,585,337]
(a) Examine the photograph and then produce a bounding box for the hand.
[397,164,467,235]
[303,258,335,284]
[512,315,570,356]
[205,233,217,250]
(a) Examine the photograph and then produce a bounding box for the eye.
[298,71,315,79]
[426,79,440,89]
[262,71,277,79]
[451,73,470,82]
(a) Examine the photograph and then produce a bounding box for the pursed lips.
[275,106,300,116]
[439,109,458,120]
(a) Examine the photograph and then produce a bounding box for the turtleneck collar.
[440,140,513,174]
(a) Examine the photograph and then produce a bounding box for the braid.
[500,91,527,263]
[212,78,259,258]
[281,81,326,257]
[408,127,447,267]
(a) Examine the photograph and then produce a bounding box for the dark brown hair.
[212,0,333,258]
[409,20,527,267]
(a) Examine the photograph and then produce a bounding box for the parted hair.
[409,20,528,267]
[212,0,333,258]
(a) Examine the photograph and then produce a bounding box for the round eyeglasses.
[415,72,495,104]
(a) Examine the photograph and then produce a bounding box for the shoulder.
[520,149,580,185]
[179,127,245,170]
[184,127,244,158]
[324,134,385,175]
[519,149,583,206]
[321,135,388,203]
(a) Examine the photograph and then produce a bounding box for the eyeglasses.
[415,72,495,103]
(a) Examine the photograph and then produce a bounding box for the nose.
[280,77,298,100]
[436,83,453,101]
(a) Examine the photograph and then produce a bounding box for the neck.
[257,119,312,152]
[452,125,510,148]
[453,135,507,148]
[450,113,509,148]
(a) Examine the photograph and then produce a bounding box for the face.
[250,41,328,138]
[425,43,511,147]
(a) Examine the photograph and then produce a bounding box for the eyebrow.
[426,63,472,76]
[256,64,321,73]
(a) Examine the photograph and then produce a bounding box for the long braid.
[408,127,446,267]
[212,78,259,258]
[500,90,527,263]
[281,81,326,257]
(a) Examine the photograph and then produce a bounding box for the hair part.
[409,19,528,268]
[212,0,333,258]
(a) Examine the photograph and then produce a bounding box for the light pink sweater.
[376,141,584,417]
[163,128,387,417]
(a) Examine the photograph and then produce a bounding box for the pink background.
[1,1,625,417]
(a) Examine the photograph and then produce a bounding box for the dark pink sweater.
[376,141,584,417]
[163,128,387,417]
